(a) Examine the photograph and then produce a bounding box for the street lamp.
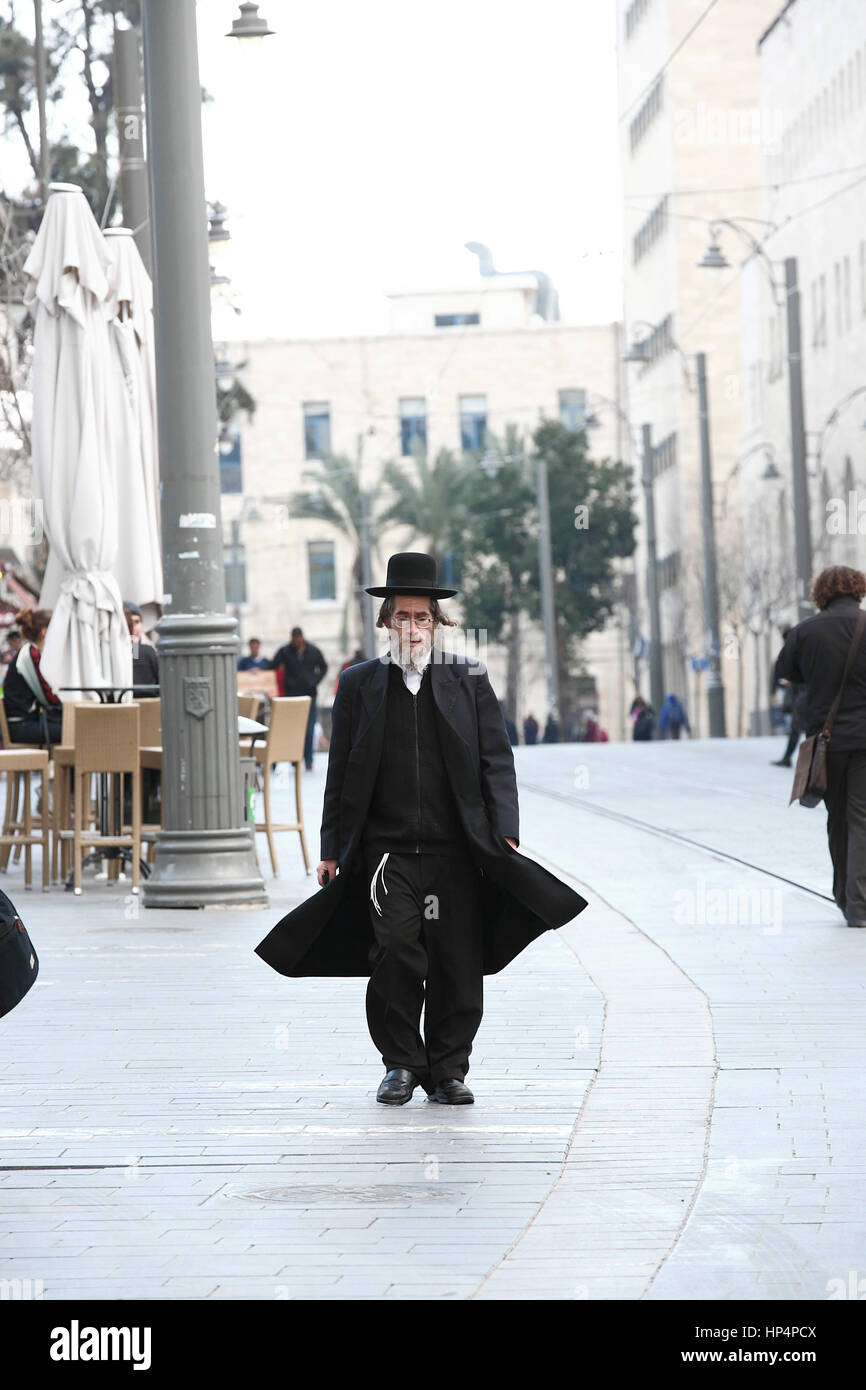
[113,25,152,272]
[226,3,274,38]
[698,219,811,619]
[623,324,726,736]
[140,0,266,908]
[477,440,559,729]
[623,336,650,366]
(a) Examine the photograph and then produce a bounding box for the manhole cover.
[238,1184,465,1205]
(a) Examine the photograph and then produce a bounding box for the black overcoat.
[254,653,588,978]
[774,595,866,751]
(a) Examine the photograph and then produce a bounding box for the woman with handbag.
[775,566,866,926]
[2,607,62,746]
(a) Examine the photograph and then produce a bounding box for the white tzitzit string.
[370,852,390,917]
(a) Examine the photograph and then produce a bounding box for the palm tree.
[378,444,470,584]
[289,449,379,656]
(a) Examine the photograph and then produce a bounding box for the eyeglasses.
[391,613,433,628]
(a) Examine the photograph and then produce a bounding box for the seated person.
[124,602,159,688]
[3,607,62,744]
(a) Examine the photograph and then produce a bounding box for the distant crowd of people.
[629,692,691,741]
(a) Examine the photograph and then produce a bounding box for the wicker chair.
[252,696,311,875]
[58,704,143,895]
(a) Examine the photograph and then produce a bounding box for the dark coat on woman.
[255,653,587,978]
[774,595,866,752]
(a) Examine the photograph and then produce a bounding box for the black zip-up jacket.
[362,660,461,855]
[774,595,866,751]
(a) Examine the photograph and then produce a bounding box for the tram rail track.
[520,779,835,904]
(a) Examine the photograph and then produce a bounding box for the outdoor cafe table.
[56,690,267,885]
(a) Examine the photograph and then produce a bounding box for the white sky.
[4,0,623,338]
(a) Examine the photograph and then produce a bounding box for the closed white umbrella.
[103,227,162,629]
[23,183,132,696]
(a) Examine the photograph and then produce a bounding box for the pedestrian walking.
[631,694,655,741]
[523,713,539,746]
[255,551,587,1105]
[657,693,690,740]
[2,608,62,745]
[238,638,270,672]
[542,714,560,743]
[582,710,608,743]
[771,627,806,767]
[271,627,328,770]
[775,565,866,926]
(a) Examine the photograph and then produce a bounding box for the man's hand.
[505,838,518,850]
[317,859,338,886]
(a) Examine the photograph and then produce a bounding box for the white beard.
[389,629,432,672]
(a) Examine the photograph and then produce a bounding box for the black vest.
[362,661,462,854]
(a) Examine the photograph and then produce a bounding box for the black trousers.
[363,843,484,1091]
[824,749,866,922]
[7,710,62,744]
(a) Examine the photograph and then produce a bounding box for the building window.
[813,274,827,348]
[399,397,427,455]
[625,0,652,39]
[651,432,677,478]
[459,394,487,452]
[308,541,336,601]
[303,401,331,459]
[558,389,587,431]
[629,75,664,152]
[633,194,668,263]
[843,255,852,332]
[434,312,480,328]
[639,312,674,369]
[218,427,242,494]
[656,551,680,592]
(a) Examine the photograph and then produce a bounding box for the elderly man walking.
[255,552,586,1105]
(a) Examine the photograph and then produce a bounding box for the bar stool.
[0,748,50,889]
[0,695,41,871]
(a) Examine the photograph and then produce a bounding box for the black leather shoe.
[376,1068,420,1105]
[771,759,792,767]
[429,1078,474,1105]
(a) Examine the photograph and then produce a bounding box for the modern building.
[211,262,633,737]
[738,0,866,730]
[617,0,779,736]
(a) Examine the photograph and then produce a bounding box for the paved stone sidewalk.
[0,740,863,1300]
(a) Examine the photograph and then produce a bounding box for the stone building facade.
[214,273,633,737]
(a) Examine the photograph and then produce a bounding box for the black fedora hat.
[365,551,458,599]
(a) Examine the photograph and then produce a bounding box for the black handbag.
[790,610,866,808]
[0,888,39,1019]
